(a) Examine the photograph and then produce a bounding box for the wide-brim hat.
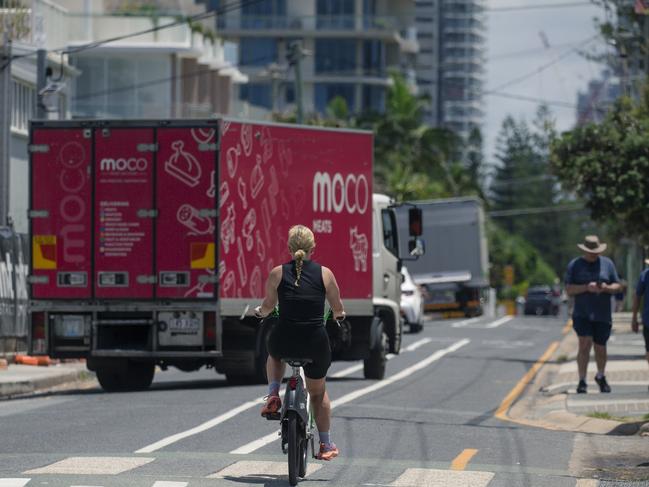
[645,258,649,265]
[577,235,607,254]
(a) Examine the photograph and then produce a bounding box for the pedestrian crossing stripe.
[23,457,155,475]
[208,460,322,479]
[0,480,31,487]
[390,468,494,487]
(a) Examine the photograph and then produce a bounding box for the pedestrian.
[630,259,649,392]
[565,235,621,394]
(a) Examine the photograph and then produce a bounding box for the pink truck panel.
[94,128,155,299]
[218,122,373,301]
[31,129,93,299]
[156,127,218,299]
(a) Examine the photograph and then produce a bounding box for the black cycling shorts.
[267,323,331,380]
[644,326,649,353]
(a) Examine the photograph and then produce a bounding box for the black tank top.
[278,260,326,327]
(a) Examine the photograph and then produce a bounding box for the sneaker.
[576,380,587,394]
[316,442,339,461]
[261,395,281,419]
[595,375,611,393]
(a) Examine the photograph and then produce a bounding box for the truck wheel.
[364,329,388,380]
[409,322,423,333]
[96,360,154,392]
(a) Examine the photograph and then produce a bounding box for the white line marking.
[391,468,494,486]
[404,337,432,352]
[451,317,482,328]
[575,480,599,487]
[330,363,364,378]
[151,482,189,487]
[0,480,31,487]
[230,339,470,455]
[485,316,514,328]
[24,457,154,475]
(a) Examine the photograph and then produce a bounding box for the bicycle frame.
[281,362,316,459]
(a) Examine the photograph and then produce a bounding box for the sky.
[485,0,607,162]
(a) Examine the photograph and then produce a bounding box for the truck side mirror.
[408,238,425,257]
[408,207,422,237]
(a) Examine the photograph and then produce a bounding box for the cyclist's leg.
[305,377,330,432]
[266,355,286,389]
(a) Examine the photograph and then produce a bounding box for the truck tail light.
[31,312,47,354]
[204,311,216,346]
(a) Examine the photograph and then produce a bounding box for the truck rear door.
[94,128,155,298]
[30,127,93,299]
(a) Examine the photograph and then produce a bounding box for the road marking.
[151,482,189,487]
[563,319,573,335]
[390,468,494,486]
[24,456,154,475]
[209,460,321,479]
[404,337,432,352]
[451,317,482,328]
[0,480,31,487]
[575,480,598,487]
[450,449,479,471]
[484,316,513,328]
[495,340,560,419]
[230,339,470,454]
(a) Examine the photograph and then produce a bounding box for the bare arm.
[256,266,282,317]
[566,283,589,296]
[600,282,622,294]
[322,267,345,319]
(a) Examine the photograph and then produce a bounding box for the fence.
[0,227,29,356]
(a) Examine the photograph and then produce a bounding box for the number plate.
[60,316,85,337]
[168,318,200,331]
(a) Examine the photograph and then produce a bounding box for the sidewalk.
[0,361,94,399]
[507,313,649,435]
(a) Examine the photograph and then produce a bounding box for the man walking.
[631,258,649,391]
[565,236,621,393]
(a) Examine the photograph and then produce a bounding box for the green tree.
[551,89,649,244]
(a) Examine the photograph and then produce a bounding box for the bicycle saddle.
[282,358,313,367]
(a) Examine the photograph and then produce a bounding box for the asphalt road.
[0,313,638,486]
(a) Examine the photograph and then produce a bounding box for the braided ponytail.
[294,249,305,286]
[287,225,316,288]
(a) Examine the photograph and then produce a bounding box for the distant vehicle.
[523,285,560,316]
[401,266,424,333]
[394,198,489,317]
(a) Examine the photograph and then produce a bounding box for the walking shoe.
[261,395,281,419]
[576,380,587,394]
[595,375,611,393]
[316,442,339,461]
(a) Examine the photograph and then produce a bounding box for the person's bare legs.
[594,343,607,376]
[577,335,593,380]
[266,355,286,385]
[305,377,331,433]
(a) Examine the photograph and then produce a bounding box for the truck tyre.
[364,328,388,380]
[96,360,154,392]
[409,322,423,333]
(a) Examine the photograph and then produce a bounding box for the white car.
[401,266,424,333]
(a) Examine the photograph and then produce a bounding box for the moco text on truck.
[28,119,423,391]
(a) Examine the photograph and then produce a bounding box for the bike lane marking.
[208,460,321,479]
[0,480,31,487]
[404,337,432,352]
[450,449,479,471]
[484,316,513,329]
[230,338,471,455]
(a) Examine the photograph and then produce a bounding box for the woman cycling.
[254,224,345,461]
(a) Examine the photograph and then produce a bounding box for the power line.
[487,2,593,12]
[485,90,577,109]
[489,204,584,217]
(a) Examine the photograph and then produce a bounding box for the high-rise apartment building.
[415,0,486,139]
[207,0,418,115]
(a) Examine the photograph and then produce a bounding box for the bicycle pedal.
[265,412,281,421]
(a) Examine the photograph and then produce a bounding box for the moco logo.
[100,158,148,172]
[313,172,369,214]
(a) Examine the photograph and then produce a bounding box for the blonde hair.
[288,225,315,287]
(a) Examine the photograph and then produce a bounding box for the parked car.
[401,266,424,332]
[523,285,560,316]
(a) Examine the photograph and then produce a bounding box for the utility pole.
[36,49,47,119]
[286,41,305,124]
[0,32,12,227]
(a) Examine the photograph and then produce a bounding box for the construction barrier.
[0,227,29,355]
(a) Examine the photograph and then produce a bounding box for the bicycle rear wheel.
[287,411,299,486]
[298,434,308,478]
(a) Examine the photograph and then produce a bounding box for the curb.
[0,367,94,399]
[498,319,649,436]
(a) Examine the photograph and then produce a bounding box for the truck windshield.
[381,209,399,257]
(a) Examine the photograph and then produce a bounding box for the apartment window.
[418,32,433,39]
[317,0,355,29]
[10,80,34,134]
[362,85,385,113]
[240,83,272,109]
[240,38,277,66]
[315,39,357,74]
[363,0,377,15]
[242,0,286,15]
[363,40,384,76]
[315,83,355,113]
[416,1,434,6]
[416,17,434,23]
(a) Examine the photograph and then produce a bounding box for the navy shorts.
[572,317,612,345]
